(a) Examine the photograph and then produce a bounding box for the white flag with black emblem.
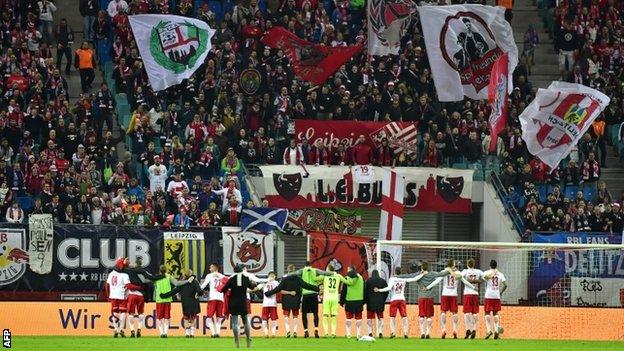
[419,4,518,101]
[367,0,417,56]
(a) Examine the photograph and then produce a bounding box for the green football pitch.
[12,336,624,351]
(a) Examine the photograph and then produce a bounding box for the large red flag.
[308,231,371,279]
[487,53,509,153]
[261,27,363,85]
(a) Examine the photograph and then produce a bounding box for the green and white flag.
[129,14,215,91]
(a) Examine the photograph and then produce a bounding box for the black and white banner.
[28,214,54,274]
[419,4,518,101]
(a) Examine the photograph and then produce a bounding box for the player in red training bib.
[483,260,507,340]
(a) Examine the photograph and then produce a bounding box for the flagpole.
[375,241,381,271]
[306,233,310,261]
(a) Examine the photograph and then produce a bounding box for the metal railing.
[489,171,526,239]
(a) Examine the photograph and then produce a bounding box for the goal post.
[374,240,624,307]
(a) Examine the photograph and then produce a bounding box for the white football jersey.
[484,270,506,299]
[106,270,130,300]
[441,274,460,297]
[461,268,483,295]
[386,277,409,302]
[261,281,279,307]
[200,272,225,301]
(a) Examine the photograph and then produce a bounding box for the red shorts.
[389,300,407,317]
[345,311,362,319]
[484,298,501,313]
[207,300,224,318]
[440,296,458,313]
[262,307,278,320]
[283,308,299,317]
[127,294,145,315]
[418,298,434,318]
[156,302,171,319]
[463,295,479,314]
[366,310,383,319]
[110,299,127,313]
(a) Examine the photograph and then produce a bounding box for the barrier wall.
[1,302,622,340]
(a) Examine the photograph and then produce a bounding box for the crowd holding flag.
[129,14,215,91]
[419,4,518,101]
[487,53,510,153]
[261,27,363,85]
[519,81,610,170]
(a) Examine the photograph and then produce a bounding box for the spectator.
[5,202,24,223]
[352,135,372,165]
[464,131,482,164]
[38,0,57,44]
[283,139,305,166]
[79,0,98,43]
[54,18,74,76]
[74,41,96,93]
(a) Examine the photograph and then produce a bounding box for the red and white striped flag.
[384,122,418,154]
[379,168,404,240]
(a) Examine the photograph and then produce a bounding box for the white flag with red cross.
[519,81,610,169]
[378,168,404,277]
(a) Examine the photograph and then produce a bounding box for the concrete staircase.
[510,0,560,89]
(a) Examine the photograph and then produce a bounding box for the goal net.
[367,240,624,308]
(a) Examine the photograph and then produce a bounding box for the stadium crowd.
[0,0,621,234]
[497,0,624,235]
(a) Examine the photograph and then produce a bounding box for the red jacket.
[352,143,372,165]
[308,146,331,165]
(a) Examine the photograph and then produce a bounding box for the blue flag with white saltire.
[240,207,288,233]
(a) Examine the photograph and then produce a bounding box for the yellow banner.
[0,302,622,340]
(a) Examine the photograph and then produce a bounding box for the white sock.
[440,312,447,333]
[485,315,492,333]
[356,319,362,338]
[263,320,268,336]
[426,318,432,335]
[190,326,195,336]
[452,314,459,333]
[284,316,291,333]
[112,313,119,332]
[138,315,145,329]
[472,314,479,332]
[402,317,409,336]
[128,315,135,332]
[367,319,373,335]
[119,313,126,332]
[215,318,222,336]
[293,317,298,333]
[390,318,396,334]
[419,317,425,335]
[345,319,352,337]
[164,319,169,335]
[494,315,500,333]
[271,320,278,335]
[464,314,471,331]
[156,319,162,334]
[377,319,383,335]
[207,318,215,335]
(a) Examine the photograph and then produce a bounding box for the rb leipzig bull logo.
[0,229,28,286]
[273,172,302,201]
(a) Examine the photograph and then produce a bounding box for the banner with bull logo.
[222,227,274,275]
[308,231,371,279]
[260,165,473,213]
[519,81,610,169]
[367,0,417,56]
[528,232,623,307]
[0,228,28,287]
[295,120,418,155]
[278,208,362,236]
[419,4,518,101]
